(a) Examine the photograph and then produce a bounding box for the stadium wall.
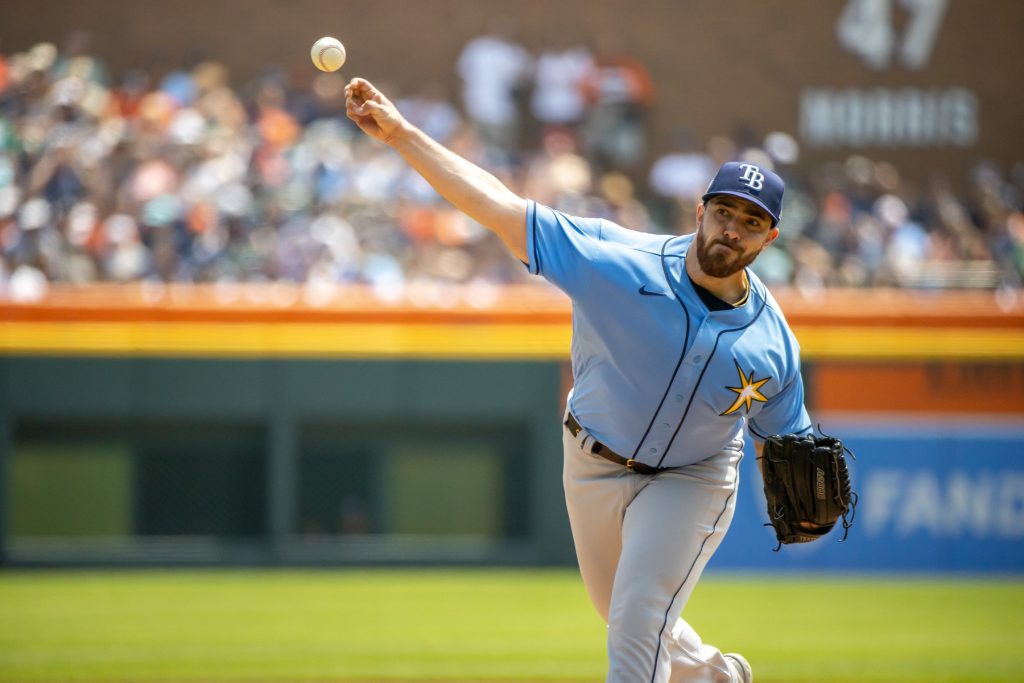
[1,286,1022,571]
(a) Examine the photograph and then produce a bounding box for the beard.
[695,223,760,278]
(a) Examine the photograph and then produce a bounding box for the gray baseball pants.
[562,419,745,683]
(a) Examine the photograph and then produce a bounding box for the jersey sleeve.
[748,367,812,439]
[525,200,606,295]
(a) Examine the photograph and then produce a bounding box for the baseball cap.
[702,161,784,226]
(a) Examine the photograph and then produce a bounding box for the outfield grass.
[1,569,1022,682]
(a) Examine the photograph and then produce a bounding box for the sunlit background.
[0,1,1022,681]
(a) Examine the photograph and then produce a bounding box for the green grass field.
[1,569,1022,682]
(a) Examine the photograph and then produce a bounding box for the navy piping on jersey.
[745,417,806,444]
[746,421,771,441]
[628,236,694,460]
[647,451,744,683]
[529,203,542,274]
[654,290,768,468]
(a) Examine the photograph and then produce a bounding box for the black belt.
[564,413,671,475]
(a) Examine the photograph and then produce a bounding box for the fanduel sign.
[865,469,1024,539]
[709,422,1024,572]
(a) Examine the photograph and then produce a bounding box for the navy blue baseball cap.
[702,161,785,226]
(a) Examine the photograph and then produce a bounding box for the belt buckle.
[626,458,636,472]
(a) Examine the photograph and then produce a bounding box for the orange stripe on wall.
[2,285,1023,329]
[812,362,1024,414]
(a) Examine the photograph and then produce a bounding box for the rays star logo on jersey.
[719,360,771,416]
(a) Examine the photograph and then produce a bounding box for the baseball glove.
[759,430,857,550]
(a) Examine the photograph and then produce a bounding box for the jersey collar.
[661,234,765,324]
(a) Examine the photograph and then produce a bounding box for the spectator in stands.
[529,34,593,136]
[579,33,654,178]
[456,18,531,156]
[648,128,716,233]
[397,83,462,146]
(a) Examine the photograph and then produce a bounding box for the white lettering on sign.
[864,469,1024,538]
[800,88,978,148]
[738,164,765,191]
[837,0,949,70]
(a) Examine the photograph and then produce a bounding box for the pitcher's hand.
[345,78,406,144]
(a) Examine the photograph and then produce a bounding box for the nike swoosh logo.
[638,285,669,297]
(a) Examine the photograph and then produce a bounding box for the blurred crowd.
[1,29,1022,303]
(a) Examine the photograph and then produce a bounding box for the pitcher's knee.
[607,614,669,681]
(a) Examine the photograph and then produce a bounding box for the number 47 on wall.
[837,0,949,70]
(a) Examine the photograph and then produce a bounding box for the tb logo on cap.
[739,163,765,191]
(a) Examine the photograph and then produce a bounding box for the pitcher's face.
[695,196,778,278]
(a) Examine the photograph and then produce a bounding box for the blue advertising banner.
[710,419,1024,573]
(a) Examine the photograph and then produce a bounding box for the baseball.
[311,37,346,72]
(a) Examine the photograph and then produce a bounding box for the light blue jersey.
[526,200,811,469]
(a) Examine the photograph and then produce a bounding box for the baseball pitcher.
[345,77,853,683]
